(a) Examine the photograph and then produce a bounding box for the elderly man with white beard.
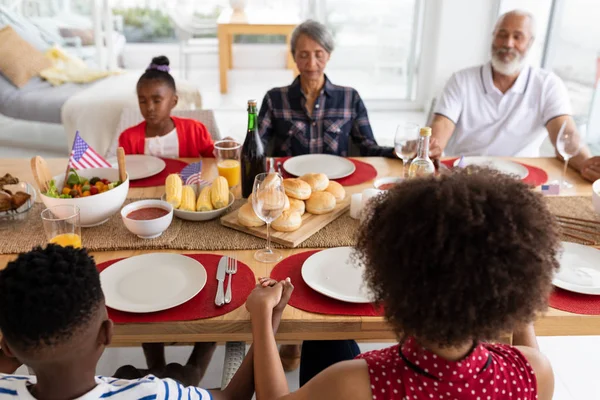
[429,9,600,182]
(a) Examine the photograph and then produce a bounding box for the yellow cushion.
[0,26,52,88]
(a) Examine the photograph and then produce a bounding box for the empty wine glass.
[394,122,420,178]
[556,125,582,190]
[252,172,286,263]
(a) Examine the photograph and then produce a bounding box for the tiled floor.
[0,66,597,399]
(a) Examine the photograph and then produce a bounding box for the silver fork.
[224,256,238,304]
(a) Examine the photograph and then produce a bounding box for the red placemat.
[549,287,600,315]
[129,158,189,188]
[97,254,255,323]
[277,157,377,186]
[270,250,382,316]
[441,158,548,187]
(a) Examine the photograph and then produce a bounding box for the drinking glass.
[41,205,81,248]
[214,139,242,188]
[252,172,285,263]
[394,122,420,178]
[556,126,582,190]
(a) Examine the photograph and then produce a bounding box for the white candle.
[360,189,382,222]
[350,193,363,219]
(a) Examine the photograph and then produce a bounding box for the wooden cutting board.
[220,199,350,248]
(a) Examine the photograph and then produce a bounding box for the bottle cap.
[247,99,257,106]
[420,127,432,137]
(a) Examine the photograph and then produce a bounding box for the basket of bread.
[237,172,346,233]
[163,174,234,222]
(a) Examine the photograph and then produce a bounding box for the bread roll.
[283,178,311,200]
[305,191,336,215]
[299,173,329,192]
[289,197,305,215]
[238,203,265,227]
[249,192,289,210]
[272,210,302,232]
[325,181,345,203]
[256,190,287,211]
[263,172,282,189]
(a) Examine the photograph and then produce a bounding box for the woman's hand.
[246,279,284,316]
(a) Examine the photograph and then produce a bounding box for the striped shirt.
[0,374,211,399]
[258,75,394,157]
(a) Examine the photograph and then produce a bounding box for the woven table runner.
[1,196,594,254]
[544,196,599,245]
[0,199,359,254]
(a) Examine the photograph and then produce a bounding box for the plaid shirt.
[258,75,394,157]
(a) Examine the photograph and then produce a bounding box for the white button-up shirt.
[435,62,572,157]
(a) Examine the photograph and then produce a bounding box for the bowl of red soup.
[374,177,403,191]
[121,200,173,239]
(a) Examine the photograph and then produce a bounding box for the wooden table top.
[0,156,597,346]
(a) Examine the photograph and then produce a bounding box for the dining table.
[0,156,598,346]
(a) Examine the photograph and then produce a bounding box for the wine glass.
[394,122,420,178]
[556,125,582,190]
[251,172,286,263]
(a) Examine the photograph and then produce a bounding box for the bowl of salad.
[41,168,129,227]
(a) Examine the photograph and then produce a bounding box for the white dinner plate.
[453,156,529,180]
[301,247,372,303]
[553,242,600,295]
[110,155,166,180]
[283,154,356,179]
[100,253,207,312]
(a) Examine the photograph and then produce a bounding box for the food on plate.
[305,191,336,215]
[126,207,171,221]
[299,173,329,192]
[238,203,265,227]
[288,197,305,216]
[0,174,32,213]
[210,176,229,209]
[283,178,311,200]
[272,210,302,232]
[196,186,214,212]
[179,185,197,212]
[324,181,345,203]
[44,169,121,199]
[165,174,183,208]
[165,175,231,213]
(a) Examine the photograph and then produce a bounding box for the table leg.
[228,34,234,70]
[218,28,229,94]
[286,33,299,76]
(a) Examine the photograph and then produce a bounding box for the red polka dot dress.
[355,337,537,400]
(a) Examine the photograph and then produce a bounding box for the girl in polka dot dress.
[248,169,557,400]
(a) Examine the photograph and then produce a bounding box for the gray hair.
[494,9,537,40]
[290,20,335,55]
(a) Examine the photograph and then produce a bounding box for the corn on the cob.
[211,176,229,209]
[196,186,213,211]
[180,185,196,211]
[165,174,182,209]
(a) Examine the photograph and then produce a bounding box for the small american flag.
[541,184,560,195]
[180,161,205,186]
[69,131,111,170]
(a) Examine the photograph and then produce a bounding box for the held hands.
[246,277,294,317]
[580,156,600,182]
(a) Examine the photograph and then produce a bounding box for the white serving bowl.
[40,168,129,227]
[162,191,235,222]
[121,199,173,239]
[373,176,403,190]
[592,179,600,215]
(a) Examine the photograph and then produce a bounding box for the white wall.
[418,0,499,108]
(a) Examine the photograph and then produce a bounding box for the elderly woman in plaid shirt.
[258,20,394,157]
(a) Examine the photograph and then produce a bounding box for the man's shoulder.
[526,65,564,87]
[451,64,485,82]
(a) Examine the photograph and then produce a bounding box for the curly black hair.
[138,55,176,92]
[0,245,103,349]
[356,168,560,346]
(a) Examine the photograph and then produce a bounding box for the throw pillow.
[0,26,52,88]
[59,27,95,46]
